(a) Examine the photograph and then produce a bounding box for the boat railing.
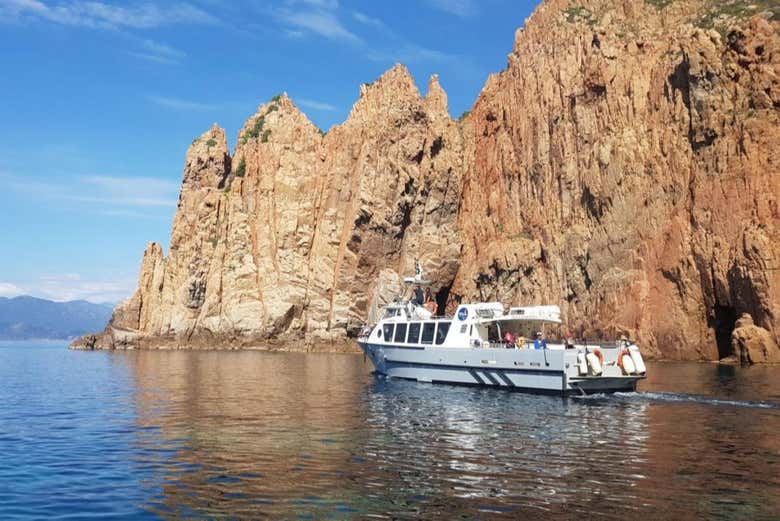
[587,340,632,349]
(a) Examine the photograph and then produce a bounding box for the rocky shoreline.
[70,329,361,354]
[70,311,776,365]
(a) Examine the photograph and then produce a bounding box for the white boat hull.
[358,341,643,395]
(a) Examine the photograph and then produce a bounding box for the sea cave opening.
[435,282,453,318]
[712,304,738,359]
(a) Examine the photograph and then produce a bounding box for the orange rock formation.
[74,0,780,362]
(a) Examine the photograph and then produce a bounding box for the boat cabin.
[372,302,563,350]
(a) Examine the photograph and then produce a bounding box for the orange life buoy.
[592,347,604,366]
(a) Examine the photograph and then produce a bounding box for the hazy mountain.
[0,296,113,340]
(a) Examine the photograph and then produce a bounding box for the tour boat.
[357,265,647,395]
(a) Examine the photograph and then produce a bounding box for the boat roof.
[403,277,432,285]
[474,305,562,324]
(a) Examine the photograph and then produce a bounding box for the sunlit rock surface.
[74,1,779,362]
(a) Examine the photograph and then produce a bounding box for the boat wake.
[573,391,779,410]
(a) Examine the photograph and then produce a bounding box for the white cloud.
[34,273,136,303]
[99,209,169,219]
[352,11,383,28]
[141,39,185,58]
[428,0,476,17]
[0,282,24,298]
[148,94,220,111]
[297,98,336,111]
[74,175,180,207]
[290,0,339,8]
[277,8,361,43]
[1,274,135,303]
[367,43,455,64]
[284,29,305,39]
[127,51,180,65]
[271,1,453,65]
[0,0,219,29]
[129,38,186,64]
[2,172,179,209]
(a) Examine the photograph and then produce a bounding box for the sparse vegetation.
[240,116,266,144]
[267,104,279,113]
[645,0,673,8]
[696,1,780,35]
[563,5,595,26]
[459,110,471,120]
[261,129,272,143]
[209,237,218,248]
[510,230,534,241]
[317,127,326,137]
[271,93,283,103]
[235,157,246,177]
[206,139,218,147]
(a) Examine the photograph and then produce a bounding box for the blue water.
[1,342,779,520]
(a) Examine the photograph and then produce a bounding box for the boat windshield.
[480,319,564,349]
[383,308,402,319]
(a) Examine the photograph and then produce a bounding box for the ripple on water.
[0,346,779,519]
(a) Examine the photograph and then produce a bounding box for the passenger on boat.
[412,285,424,306]
[533,332,548,350]
[423,288,438,314]
[503,331,516,349]
[515,335,527,349]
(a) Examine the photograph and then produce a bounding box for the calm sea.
[1,342,779,520]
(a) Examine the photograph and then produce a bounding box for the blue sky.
[0,0,539,303]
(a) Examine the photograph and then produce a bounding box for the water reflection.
[4,346,778,519]
[114,351,780,519]
[123,351,373,519]
[362,380,652,518]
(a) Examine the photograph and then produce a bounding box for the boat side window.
[394,323,407,343]
[382,324,394,341]
[487,323,500,342]
[407,322,421,344]
[421,323,435,344]
[435,322,450,345]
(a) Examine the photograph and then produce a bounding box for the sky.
[0,0,540,304]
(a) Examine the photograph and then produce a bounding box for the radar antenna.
[403,259,431,285]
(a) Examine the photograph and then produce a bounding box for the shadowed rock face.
[74,0,780,362]
[453,0,779,361]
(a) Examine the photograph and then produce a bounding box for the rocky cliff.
[74,0,780,362]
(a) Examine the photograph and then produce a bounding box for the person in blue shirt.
[533,331,548,350]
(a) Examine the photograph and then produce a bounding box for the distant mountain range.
[0,296,113,340]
